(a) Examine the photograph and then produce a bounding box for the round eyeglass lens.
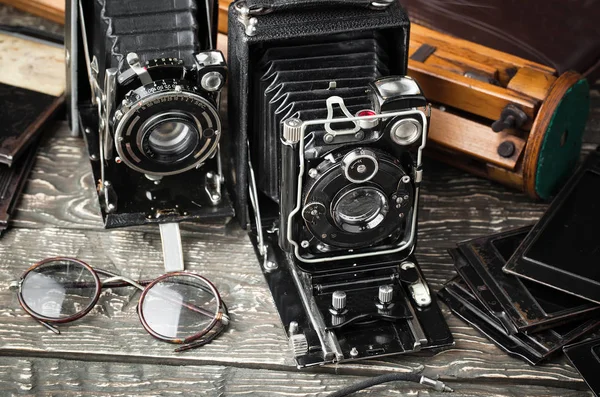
[333,187,389,233]
[140,274,219,340]
[20,259,99,320]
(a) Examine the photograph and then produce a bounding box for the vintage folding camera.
[66,0,233,231]
[228,0,453,367]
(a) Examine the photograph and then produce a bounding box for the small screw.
[354,131,365,140]
[323,134,334,143]
[90,154,99,161]
[350,347,359,357]
[265,261,277,271]
[308,168,318,178]
[301,240,309,248]
[402,175,411,184]
[497,141,516,158]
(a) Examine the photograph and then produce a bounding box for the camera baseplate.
[250,231,454,367]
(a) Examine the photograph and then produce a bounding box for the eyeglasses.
[13,257,229,352]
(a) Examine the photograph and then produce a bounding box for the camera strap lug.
[235,1,259,37]
[204,171,222,205]
[159,222,185,272]
[400,261,432,307]
[125,52,152,86]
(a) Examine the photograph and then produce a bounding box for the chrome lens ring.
[114,84,221,176]
[332,186,389,234]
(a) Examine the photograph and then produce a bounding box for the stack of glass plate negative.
[440,148,600,397]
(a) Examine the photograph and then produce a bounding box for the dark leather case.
[227,0,410,228]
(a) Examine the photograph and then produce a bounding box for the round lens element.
[140,274,220,341]
[333,187,389,233]
[146,118,200,163]
[390,118,422,146]
[19,258,100,321]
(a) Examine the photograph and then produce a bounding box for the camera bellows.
[252,32,390,203]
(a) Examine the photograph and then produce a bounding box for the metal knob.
[332,290,347,311]
[290,333,308,358]
[378,285,394,304]
[282,118,303,143]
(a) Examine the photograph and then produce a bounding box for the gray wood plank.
[0,226,589,387]
[0,357,592,396]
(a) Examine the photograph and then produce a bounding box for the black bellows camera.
[228,1,452,366]
[66,0,233,229]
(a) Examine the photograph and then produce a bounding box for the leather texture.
[402,0,600,80]
[87,0,218,85]
[227,0,409,228]
[246,0,383,11]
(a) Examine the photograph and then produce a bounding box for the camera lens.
[148,121,197,155]
[333,187,389,233]
[142,114,200,164]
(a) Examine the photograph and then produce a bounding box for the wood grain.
[0,357,592,397]
[410,25,556,85]
[408,62,539,123]
[428,108,525,170]
[507,67,557,102]
[0,5,599,396]
[0,32,65,96]
[0,0,64,25]
[0,124,593,389]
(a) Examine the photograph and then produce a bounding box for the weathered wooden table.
[1,6,599,396]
